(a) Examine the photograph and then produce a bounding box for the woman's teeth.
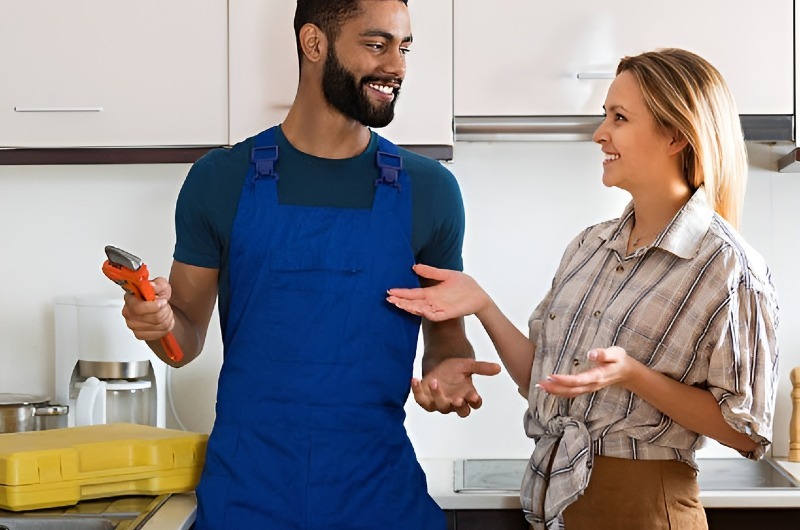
[604,153,620,162]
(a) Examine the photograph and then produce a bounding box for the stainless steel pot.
[0,393,69,433]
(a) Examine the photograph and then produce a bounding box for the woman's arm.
[387,264,535,392]
[539,347,759,453]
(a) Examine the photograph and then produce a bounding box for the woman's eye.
[615,113,626,122]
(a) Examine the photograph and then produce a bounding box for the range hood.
[455,115,794,144]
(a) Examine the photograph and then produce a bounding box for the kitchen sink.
[0,495,169,530]
[0,518,118,530]
[454,458,800,493]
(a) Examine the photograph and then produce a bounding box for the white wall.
[1,140,797,460]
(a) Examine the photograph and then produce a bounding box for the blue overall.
[194,126,445,529]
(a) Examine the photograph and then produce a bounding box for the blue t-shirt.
[174,127,466,326]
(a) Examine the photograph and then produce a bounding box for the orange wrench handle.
[101,259,184,363]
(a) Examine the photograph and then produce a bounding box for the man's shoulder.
[184,137,255,191]
[396,146,453,177]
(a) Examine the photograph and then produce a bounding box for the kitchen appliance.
[0,394,68,433]
[54,296,166,428]
[453,458,800,493]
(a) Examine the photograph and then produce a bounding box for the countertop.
[141,459,800,529]
[420,458,800,510]
[142,492,196,530]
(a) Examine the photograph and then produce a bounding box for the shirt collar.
[598,186,714,260]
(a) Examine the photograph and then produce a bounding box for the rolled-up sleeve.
[706,276,780,460]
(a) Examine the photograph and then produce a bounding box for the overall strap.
[375,135,404,190]
[250,126,280,181]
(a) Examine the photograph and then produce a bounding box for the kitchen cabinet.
[454,0,793,140]
[229,0,453,159]
[0,0,228,148]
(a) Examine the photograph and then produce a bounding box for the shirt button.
[572,359,580,366]
[593,310,601,317]
[549,313,556,320]
[615,265,624,272]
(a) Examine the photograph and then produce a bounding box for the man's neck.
[281,100,372,159]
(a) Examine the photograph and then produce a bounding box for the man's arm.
[420,316,473,376]
[416,281,501,417]
[122,261,218,367]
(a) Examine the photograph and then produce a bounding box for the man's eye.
[400,46,411,55]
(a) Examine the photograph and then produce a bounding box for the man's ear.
[299,23,327,64]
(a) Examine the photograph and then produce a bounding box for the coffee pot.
[54,296,166,427]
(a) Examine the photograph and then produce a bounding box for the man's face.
[320,0,411,128]
[322,43,399,128]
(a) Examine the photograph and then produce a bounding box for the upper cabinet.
[0,0,228,148]
[454,1,793,119]
[229,0,453,158]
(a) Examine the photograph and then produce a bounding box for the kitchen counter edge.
[140,459,800,528]
[420,458,800,510]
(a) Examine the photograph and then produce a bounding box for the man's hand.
[120,276,175,342]
[412,357,501,417]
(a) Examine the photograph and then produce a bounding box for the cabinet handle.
[14,107,104,113]
[576,73,615,80]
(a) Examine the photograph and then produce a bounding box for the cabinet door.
[381,0,453,148]
[229,0,453,151]
[0,0,228,148]
[454,1,793,116]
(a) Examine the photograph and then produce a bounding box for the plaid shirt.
[521,187,780,529]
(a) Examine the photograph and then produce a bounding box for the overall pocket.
[265,249,366,363]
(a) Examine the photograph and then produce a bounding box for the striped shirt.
[520,187,780,529]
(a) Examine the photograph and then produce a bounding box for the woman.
[388,48,779,530]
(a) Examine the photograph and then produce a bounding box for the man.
[121,0,499,528]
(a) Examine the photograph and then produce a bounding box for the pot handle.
[75,376,107,426]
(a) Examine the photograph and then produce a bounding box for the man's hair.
[294,0,408,63]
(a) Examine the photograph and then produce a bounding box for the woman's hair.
[294,0,409,64]
[617,48,748,228]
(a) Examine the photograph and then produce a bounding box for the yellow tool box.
[0,423,207,511]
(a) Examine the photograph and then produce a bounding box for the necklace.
[630,229,660,248]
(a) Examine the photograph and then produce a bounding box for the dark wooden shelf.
[0,147,218,165]
[0,144,453,165]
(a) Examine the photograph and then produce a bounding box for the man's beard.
[322,46,400,128]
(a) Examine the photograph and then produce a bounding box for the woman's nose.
[592,121,607,144]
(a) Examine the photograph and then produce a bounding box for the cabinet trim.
[0,145,453,166]
[0,147,217,165]
[455,115,794,143]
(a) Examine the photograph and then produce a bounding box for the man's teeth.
[604,153,620,162]
[369,83,394,95]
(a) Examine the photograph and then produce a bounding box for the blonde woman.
[388,48,779,530]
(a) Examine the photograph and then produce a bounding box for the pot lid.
[0,393,50,406]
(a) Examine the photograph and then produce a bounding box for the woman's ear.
[667,130,689,156]
[299,23,327,64]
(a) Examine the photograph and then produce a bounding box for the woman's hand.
[536,346,635,397]
[386,264,491,321]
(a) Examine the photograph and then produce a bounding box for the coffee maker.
[54,296,166,428]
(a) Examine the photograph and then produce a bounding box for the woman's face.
[592,71,678,194]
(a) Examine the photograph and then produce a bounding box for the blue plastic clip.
[375,151,402,190]
[251,145,279,180]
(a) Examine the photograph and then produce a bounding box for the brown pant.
[561,455,708,530]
